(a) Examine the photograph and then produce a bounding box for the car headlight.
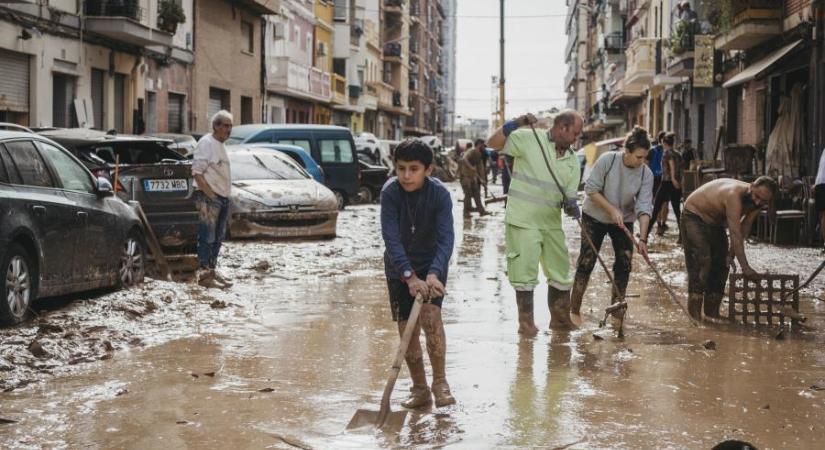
[231,189,269,212]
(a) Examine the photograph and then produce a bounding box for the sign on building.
[694,35,714,88]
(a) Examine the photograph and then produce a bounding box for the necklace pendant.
[411,225,416,234]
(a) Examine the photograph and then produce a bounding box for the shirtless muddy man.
[681,177,778,320]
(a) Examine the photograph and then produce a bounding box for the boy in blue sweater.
[381,139,456,408]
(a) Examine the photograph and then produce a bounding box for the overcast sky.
[454,0,568,121]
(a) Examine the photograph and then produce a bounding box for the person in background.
[192,110,234,287]
[647,131,669,235]
[816,149,825,251]
[650,133,684,241]
[570,127,653,327]
[489,148,500,184]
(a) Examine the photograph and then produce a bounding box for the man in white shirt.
[192,110,233,285]
[816,149,825,251]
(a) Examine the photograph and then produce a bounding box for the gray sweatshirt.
[583,151,654,224]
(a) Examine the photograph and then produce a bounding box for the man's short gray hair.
[211,110,233,130]
[553,109,582,128]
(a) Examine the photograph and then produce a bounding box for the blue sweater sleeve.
[380,184,413,276]
[428,186,455,278]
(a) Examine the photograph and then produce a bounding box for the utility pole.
[499,0,506,127]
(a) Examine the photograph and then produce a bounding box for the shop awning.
[723,40,802,88]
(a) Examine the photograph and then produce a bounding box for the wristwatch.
[402,270,413,282]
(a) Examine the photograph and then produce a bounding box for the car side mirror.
[97,177,114,197]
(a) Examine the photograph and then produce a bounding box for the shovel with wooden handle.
[347,292,426,433]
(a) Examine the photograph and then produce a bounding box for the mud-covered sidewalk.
[2,183,825,449]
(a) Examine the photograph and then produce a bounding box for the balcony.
[83,0,172,47]
[268,57,331,102]
[383,42,403,64]
[624,37,656,91]
[714,1,782,51]
[384,0,404,15]
[332,74,347,104]
[349,85,362,98]
[604,32,625,54]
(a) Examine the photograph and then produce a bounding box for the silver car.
[227,146,338,239]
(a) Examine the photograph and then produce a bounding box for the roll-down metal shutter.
[168,93,184,133]
[0,49,30,113]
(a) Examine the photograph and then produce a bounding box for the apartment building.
[440,0,457,143]
[193,0,277,131]
[0,0,187,132]
[404,0,445,137]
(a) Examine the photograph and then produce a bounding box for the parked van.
[227,125,358,209]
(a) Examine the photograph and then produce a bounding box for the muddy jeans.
[461,182,483,214]
[681,210,729,297]
[195,191,230,269]
[572,214,634,305]
[651,180,682,228]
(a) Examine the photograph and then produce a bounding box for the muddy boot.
[548,286,578,330]
[569,278,587,327]
[515,291,539,336]
[687,293,703,321]
[704,293,723,319]
[429,354,456,407]
[400,357,432,409]
[398,320,431,409]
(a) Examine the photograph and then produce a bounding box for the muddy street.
[2,183,825,449]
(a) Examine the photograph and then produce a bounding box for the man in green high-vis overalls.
[487,110,584,336]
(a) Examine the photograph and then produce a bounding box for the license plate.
[144,179,188,192]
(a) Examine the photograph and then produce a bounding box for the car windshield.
[82,141,186,164]
[226,127,256,146]
[231,153,308,181]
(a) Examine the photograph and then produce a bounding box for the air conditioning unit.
[273,23,285,40]
[318,42,327,56]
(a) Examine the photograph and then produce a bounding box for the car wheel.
[1,243,36,325]
[119,231,146,288]
[334,191,346,210]
[357,186,373,204]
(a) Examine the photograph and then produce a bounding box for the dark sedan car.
[38,129,198,252]
[356,160,390,204]
[0,130,146,325]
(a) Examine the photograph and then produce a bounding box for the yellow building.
[314,0,334,124]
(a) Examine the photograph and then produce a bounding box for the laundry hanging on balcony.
[766,83,805,179]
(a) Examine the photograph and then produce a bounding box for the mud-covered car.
[356,160,390,204]
[227,147,338,239]
[38,129,197,252]
[0,130,146,325]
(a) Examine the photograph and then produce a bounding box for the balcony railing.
[384,42,402,58]
[604,32,624,53]
[625,37,657,87]
[269,57,331,101]
[84,0,144,21]
[332,74,347,104]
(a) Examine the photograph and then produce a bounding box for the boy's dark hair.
[663,132,676,146]
[394,138,433,166]
[474,138,485,147]
[657,131,667,142]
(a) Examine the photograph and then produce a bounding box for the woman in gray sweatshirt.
[570,127,654,327]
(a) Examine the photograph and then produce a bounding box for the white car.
[226,146,338,239]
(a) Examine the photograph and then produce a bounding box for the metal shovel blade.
[346,408,408,432]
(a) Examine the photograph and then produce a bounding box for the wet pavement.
[2,183,825,449]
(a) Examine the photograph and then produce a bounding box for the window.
[0,145,21,184]
[0,144,7,183]
[275,139,312,155]
[241,96,253,124]
[38,142,95,193]
[318,139,354,164]
[168,93,185,133]
[4,140,54,187]
[241,21,254,53]
[52,74,78,128]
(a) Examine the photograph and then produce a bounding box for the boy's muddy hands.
[408,276,431,300]
[426,274,445,298]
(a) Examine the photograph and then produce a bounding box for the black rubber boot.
[704,293,723,319]
[515,290,539,336]
[547,286,577,330]
[688,294,703,321]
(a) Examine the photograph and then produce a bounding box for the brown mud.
[2,186,825,449]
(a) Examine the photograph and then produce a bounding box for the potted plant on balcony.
[158,0,186,34]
